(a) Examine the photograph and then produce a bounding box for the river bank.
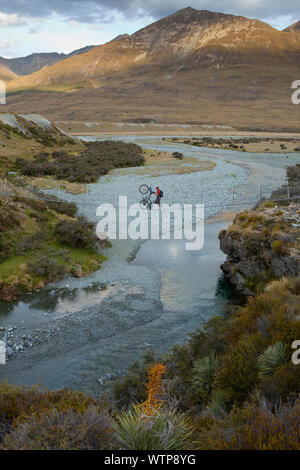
[56,120,300,139]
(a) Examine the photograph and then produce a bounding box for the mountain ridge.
[0,45,97,76]
[6,8,300,92]
[0,63,17,82]
[284,20,300,32]
[2,8,300,129]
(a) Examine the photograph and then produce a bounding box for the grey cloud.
[0,1,299,25]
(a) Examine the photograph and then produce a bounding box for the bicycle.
[139,184,154,210]
[139,184,151,195]
[139,196,152,210]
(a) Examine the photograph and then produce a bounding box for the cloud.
[0,1,299,26]
[0,12,26,26]
[0,38,17,49]
[88,24,105,30]
[69,20,80,27]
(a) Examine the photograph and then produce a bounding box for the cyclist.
[155,185,162,209]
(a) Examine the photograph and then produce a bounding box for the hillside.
[2,7,300,128]
[0,46,96,76]
[0,114,83,169]
[0,64,17,82]
[285,20,300,32]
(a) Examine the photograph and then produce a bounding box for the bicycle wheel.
[139,199,149,209]
[139,184,149,195]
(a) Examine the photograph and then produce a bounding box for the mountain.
[3,8,300,129]
[0,63,17,81]
[0,45,96,76]
[284,20,300,32]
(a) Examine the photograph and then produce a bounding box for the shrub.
[139,363,166,415]
[191,353,220,403]
[26,256,66,279]
[114,407,193,450]
[47,200,78,218]
[196,399,300,450]
[258,363,300,405]
[271,240,287,256]
[16,140,144,183]
[0,382,103,444]
[54,217,96,248]
[16,232,47,254]
[214,335,263,404]
[4,407,114,450]
[257,342,288,378]
[206,389,229,417]
[172,152,183,160]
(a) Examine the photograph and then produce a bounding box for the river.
[0,136,299,396]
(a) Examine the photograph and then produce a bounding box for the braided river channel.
[1,135,299,396]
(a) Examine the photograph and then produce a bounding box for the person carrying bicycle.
[138,184,163,210]
[154,186,163,209]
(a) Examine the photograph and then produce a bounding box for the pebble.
[6,346,13,357]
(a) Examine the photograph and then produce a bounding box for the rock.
[97,232,108,241]
[73,265,84,278]
[219,202,300,295]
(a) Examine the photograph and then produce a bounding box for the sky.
[0,1,299,58]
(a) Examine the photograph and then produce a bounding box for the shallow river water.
[0,136,299,396]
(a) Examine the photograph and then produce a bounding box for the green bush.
[191,353,220,403]
[114,407,193,450]
[271,240,287,256]
[257,342,287,378]
[54,217,96,248]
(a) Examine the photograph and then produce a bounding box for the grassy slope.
[0,116,84,176]
[0,182,106,301]
[0,118,103,300]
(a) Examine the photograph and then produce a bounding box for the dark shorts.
[155,195,161,204]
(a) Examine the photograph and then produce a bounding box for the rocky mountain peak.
[285,20,300,32]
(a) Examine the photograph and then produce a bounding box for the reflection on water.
[132,221,231,313]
